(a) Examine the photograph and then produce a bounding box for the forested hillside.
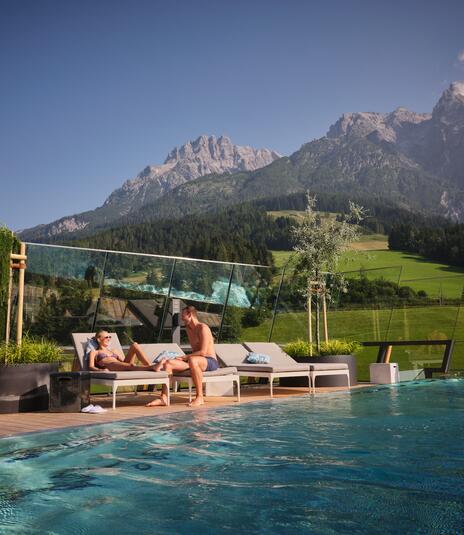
[69,205,293,265]
[389,222,464,267]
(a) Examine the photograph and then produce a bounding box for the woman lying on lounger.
[88,330,158,372]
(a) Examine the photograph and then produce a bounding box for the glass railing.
[17,243,275,345]
[9,242,464,381]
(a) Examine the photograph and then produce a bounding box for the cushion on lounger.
[90,370,169,380]
[246,352,270,364]
[234,364,310,373]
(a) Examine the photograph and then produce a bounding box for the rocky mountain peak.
[433,81,464,118]
[101,135,280,212]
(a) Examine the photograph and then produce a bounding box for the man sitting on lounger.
[146,305,218,408]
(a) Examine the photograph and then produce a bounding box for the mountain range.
[19,81,464,242]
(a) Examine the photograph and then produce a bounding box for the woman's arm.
[88,350,100,371]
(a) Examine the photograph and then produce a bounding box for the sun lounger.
[72,333,171,409]
[139,343,241,403]
[215,343,311,397]
[245,342,350,392]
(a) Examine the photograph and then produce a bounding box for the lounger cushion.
[246,352,271,364]
[174,366,238,378]
[90,371,169,380]
[310,363,348,371]
[235,364,310,373]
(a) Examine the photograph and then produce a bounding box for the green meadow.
[272,248,464,297]
[251,247,464,379]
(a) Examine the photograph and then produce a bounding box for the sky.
[1,0,464,231]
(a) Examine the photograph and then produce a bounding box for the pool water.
[0,380,463,534]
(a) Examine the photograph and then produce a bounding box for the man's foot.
[146,395,168,407]
[188,397,205,407]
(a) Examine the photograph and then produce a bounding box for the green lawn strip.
[242,305,463,381]
[272,249,464,297]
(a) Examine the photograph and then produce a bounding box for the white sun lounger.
[139,343,241,403]
[215,343,311,397]
[245,342,350,392]
[72,333,171,409]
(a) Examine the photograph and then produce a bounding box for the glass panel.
[222,264,276,342]
[268,255,309,344]
[23,244,106,344]
[169,259,234,344]
[97,252,175,344]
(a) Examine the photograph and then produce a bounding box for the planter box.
[0,363,59,413]
[280,355,357,387]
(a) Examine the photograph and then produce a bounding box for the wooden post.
[322,291,329,344]
[384,345,393,363]
[16,242,26,346]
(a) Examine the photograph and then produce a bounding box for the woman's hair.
[95,330,108,346]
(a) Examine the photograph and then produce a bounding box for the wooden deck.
[0,384,369,439]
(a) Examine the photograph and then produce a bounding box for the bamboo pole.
[16,242,26,346]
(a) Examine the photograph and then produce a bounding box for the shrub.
[0,335,63,366]
[318,339,361,355]
[283,339,311,357]
[284,338,360,357]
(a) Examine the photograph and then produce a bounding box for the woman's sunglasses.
[100,335,111,340]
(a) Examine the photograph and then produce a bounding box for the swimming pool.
[0,380,463,534]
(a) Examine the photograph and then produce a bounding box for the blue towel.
[84,337,99,356]
[246,352,271,364]
[153,350,182,364]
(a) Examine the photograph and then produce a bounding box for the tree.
[291,193,364,353]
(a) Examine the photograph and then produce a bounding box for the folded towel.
[84,337,99,356]
[246,352,271,364]
[153,350,182,364]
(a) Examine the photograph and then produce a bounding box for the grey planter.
[0,363,59,413]
[280,355,357,387]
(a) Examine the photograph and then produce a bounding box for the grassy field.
[261,247,464,379]
[272,248,464,297]
[242,305,464,380]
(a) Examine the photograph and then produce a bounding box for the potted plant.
[0,335,63,413]
[282,338,360,387]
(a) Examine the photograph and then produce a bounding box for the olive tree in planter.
[291,193,364,353]
[0,336,62,413]
[283,339,361,387]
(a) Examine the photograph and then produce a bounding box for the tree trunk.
[307,284,313,356]
[315,293,320,352]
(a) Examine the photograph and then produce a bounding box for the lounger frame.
[139,343,241,402]
[72,333,171,409]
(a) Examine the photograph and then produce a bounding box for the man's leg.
[145,359,190,407]
[187,356,208,407]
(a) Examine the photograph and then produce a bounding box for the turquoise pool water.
[0,380,463,534]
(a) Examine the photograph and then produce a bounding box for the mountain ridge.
[19,81,464,242]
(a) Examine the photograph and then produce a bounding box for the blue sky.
[1,0,464,230]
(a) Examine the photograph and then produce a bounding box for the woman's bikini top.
[95,350,120,368]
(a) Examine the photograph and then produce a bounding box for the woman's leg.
[125,343,153,366]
